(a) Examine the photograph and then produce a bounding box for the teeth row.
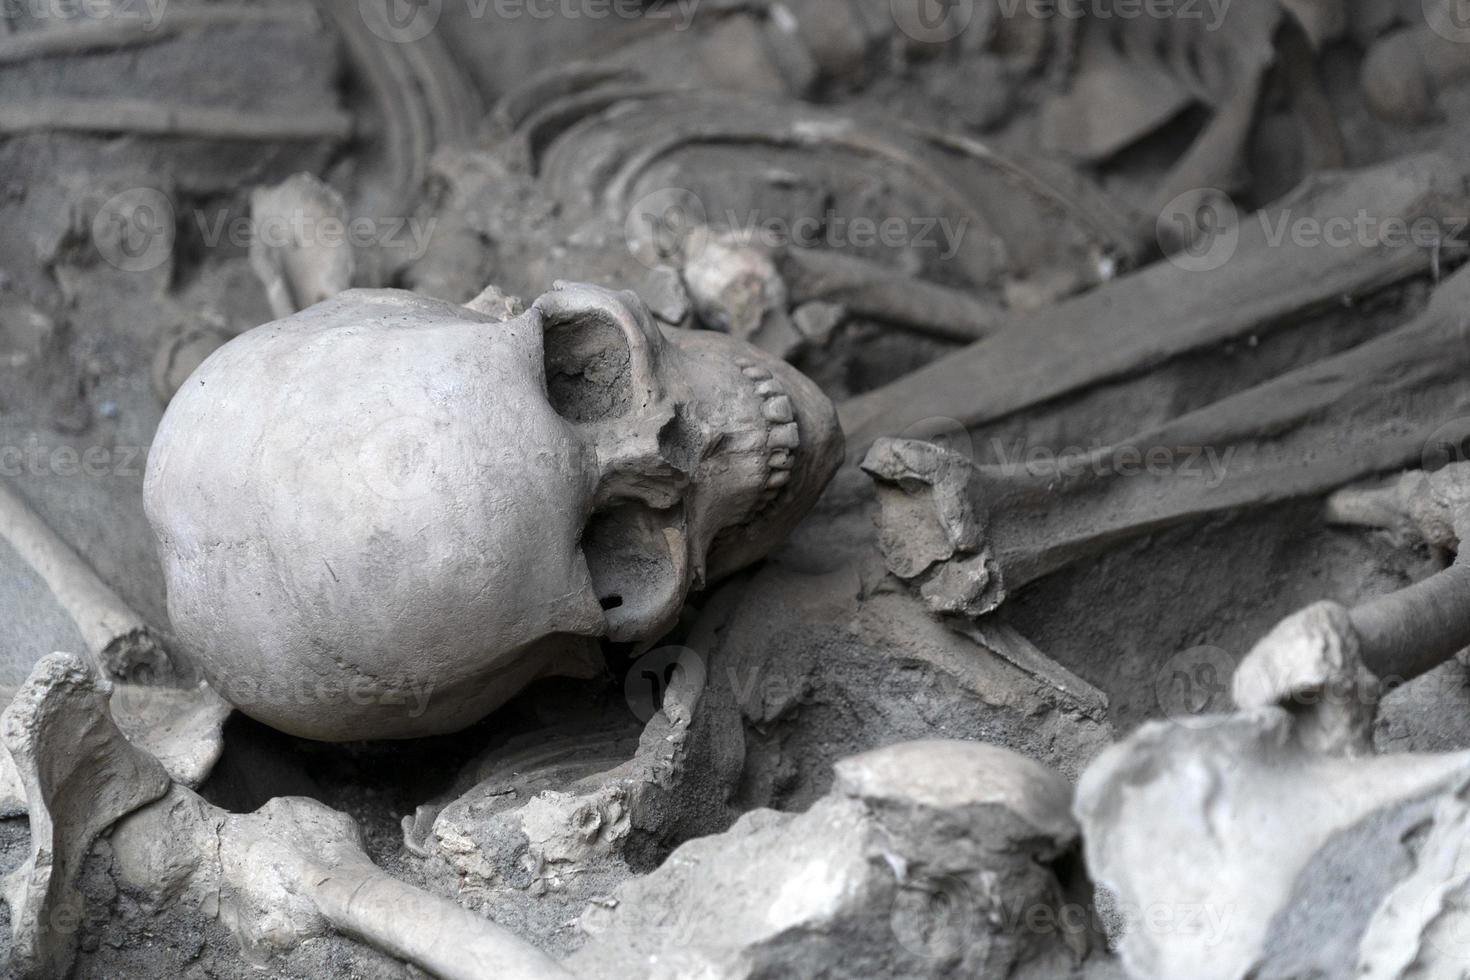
[735,356,800,502]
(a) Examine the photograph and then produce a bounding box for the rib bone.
[863,263,1470,612]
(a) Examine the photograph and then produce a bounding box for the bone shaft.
[0,99,352,140]
[0,479,145,666]
[776,247,1005,343]
[1353,559,1470,683]
[307,867,574,980]
[839,149,1468,453]
[986,265,1470,588]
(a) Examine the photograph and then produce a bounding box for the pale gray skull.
[144,282,841,740]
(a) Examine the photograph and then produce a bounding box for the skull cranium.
[144,282,841,740]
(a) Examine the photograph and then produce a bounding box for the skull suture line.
[144,282,842,740]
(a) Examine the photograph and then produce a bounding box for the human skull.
[144,282,841,740]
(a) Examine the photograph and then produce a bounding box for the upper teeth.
[734,355,800,510]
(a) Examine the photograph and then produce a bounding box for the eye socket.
[543,313,634,423]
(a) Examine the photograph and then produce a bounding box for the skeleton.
[862,260,1470,615]
[144,281,841,740]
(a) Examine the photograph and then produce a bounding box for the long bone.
[863,263,1470,614]
[0,478,168,679]
[841,147,1470,454]
[3,652,571,980]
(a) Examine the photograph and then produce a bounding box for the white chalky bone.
[0,653,170,979]
[0,478,168,680]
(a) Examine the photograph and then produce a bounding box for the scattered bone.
[681,233,802,358]
[1362,20,1470,123]
[791,299,845,346]
[423,584,747,918]
[249,173,355,320]
[0,294,53,370]
[1,653,170,979]
[110,784,573,980]
[518,80,1133,299]
[150,318,235,403]
[1076,707,1470,980]
[568,739,1099,979]
[860,257,1470,612]
[1041,1,1344,217]
[322,0,483,270]
[0,679,231,817]
[0,3,321,65]
[0,99,352,141]
[1232,463,1470,747]
[0,478,169,681]
[774,246,1004,343]
[144,282,841,738]
[841,148,1470,452]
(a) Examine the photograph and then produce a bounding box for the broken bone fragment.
[1075,708,1470,980]
[1,653,170,980]
[249,172,356,320]
[1233,463,1470,752]
[144,281,842,740]
[569,739,1097,980]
